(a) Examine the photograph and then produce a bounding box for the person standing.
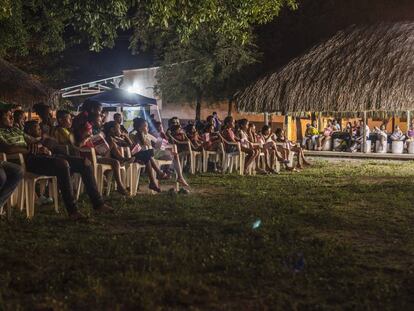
[212,112,221,132]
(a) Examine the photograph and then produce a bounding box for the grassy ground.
[1,159,414,310]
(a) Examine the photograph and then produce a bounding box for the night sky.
[51,0,414,89]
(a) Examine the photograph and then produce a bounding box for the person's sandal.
[149,183,161,193]
[177,178,189,187]
[158,172,171,180]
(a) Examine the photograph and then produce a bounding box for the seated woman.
[73,113,130,196]
[275,128,310,169]
[221,117,258,175]
[390,125,406,141]
[111,119,188,187]
[247,123,269,174]
[260,125,292,171]
[316,120,333,151]
[153,121,168,140]
[103,121,133,149]
[166,118,188,151]
[131,118,180,192]
[373,124,388,152]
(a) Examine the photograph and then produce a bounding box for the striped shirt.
[0,127,27,147]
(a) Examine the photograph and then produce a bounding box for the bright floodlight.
[127,85,140,93]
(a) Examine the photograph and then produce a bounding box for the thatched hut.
[0,58,56,108]
[236,22,414,115]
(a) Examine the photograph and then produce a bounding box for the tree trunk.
[195,94,202,121]
[227,98,233,116]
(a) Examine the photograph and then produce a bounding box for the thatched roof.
[0,58,56,108]
[236,22,414,115]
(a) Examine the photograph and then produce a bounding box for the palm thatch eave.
[236,22,414,114]
[0,58,57,108]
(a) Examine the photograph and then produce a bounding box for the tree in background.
[155,28,258,120]
[146,1,296,120]
[0,0,297,99]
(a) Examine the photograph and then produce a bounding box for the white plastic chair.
[7,153,59,219]
[218,134,245,175]
[79,148,115,196]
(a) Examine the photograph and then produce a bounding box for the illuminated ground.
[1,160,413,310]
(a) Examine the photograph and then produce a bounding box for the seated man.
[302,123,319,150]
[0,160,24,211]
[0,105,112,220]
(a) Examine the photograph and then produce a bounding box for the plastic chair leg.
[51,177,59,213]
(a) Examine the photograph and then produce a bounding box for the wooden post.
[317,112,323,132]
[264,112,269,126]
[296,116,303,142]
[227,98,233,116]
[363,111,367,153]
[284,115,290,139]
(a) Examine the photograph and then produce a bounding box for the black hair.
[204,123,214,132]
[56,110,70,120]
[103,121,117,137]
[133,117,148,146]
[24,120,38,134]
[222,116,233,129]
[114,112,121,118]
[184,123,195,134]
[239,118,249,127]
[13,109,25,120]
[275,128,283,136]
[261,125,270,134]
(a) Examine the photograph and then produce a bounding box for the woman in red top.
[202,124,221,151]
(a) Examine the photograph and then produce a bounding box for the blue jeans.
[0,161,24,207]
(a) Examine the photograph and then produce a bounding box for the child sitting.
[185,123,203,151]
[202,124,221,151]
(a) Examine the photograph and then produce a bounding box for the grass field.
[1,159,414,310]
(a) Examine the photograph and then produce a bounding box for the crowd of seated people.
[161,114,311,174]
[302,118,414,153]
[0,102,315,220]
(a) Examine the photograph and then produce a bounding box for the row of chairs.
[169,134,294,176]
[1,136,295,219]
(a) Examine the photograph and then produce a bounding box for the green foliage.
[155,29,258,106]
[1,160,414,309]
[0,0,130,57]
[135,0,298,45]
